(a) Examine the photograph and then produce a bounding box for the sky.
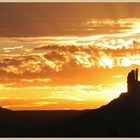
[0,3,140,110]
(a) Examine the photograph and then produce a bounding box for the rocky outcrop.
[127,68,140,95]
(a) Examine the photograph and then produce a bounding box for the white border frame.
[0,1,139,140]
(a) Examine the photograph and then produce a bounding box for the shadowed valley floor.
[0,69,140,137]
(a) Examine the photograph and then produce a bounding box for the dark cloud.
[34,44,80,53]
[0,3,140,37]
[44,51,66,61]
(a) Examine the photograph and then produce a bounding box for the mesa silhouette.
[98,68,140,112]
[0,69,140,137]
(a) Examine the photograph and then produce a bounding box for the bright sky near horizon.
[0,3,140,110]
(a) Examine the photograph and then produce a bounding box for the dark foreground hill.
[0,92,140,137]
[0,69,140,137]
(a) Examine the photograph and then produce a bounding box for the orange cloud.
[0,37,140,88]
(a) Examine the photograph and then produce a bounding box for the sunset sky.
[0,3,140,110]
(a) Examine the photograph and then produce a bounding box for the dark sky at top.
[0,3,140,37]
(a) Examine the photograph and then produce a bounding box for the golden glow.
[0,84,126,110]
[1,32,140,110]
[112,75,124,78]
[1,6,140,110]
[99,54,114,68]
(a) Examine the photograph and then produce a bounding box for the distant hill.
[0,106,11,112]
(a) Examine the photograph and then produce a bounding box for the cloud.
[33,101,58,106]
[1,37,140,87]
[86,18,140,34]
[33,38,140,68]
[112,75,124,78]
[1,4,140,37]
[44,51,66,61]
[21,78,52,83]
[85,18,132,34]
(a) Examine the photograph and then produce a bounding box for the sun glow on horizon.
[0,4,140,110]
[0,83,127,110]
